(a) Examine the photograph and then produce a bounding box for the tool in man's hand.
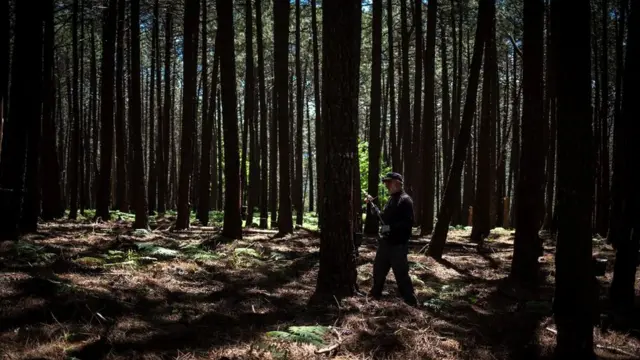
[363,191,390,235]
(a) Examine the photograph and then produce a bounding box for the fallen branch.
[314,327,343,355]
[595,344,637,358]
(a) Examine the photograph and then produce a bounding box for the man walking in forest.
[365,172,418,306]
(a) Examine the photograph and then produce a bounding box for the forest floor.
[1,214,639,360]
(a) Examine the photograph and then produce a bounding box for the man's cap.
[381,172,403,183]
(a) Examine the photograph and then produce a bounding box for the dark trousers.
[370,239,417,305]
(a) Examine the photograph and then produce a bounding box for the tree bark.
[0,0,7,156]
[510,0,545,287]
[470,6,495,244]
[160,8,173,213]
[275,0,293,235]
[257,0,269,228]
[130,0,150,229]
[96,0,117,221]
[114,0,127,213]
[198,0,212,224]
[68,0,81,220]
[412,0,423,216]
[552,0,596,357]
[41,0,64,221]
[421,0,438,235]
[388,0,399,172]
[0,0,42,239]
[400,0,411,183]
[218,0,242,239]
[428,0,492,259]
[294,0,304,226]
[441,12,451,181]
[244,0,257,227]
[597,0,610,237]
[19,2,44,233]
[313,0,360,300]
[176,0,200,230]
[609,0,638,318]
[364,0,383,236]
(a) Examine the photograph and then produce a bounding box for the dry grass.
[0,220,638,360]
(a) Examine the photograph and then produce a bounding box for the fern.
[266,325,329,346]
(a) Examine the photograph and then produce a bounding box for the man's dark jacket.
[380,191,414,244]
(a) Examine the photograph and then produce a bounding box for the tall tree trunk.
[208,36,220,214]
[198,0,212,224]
[244,0,257,227]
[400,0,411,182]
[218,0,242,239]
[306,65,314,213]
[148,2,158,215]
[311,0,322,221]
[91,20,99,212]
[421,0,438,235]
[508,47,521,227]
[364,0,383,236]
[69,0,81,219]
[470,5,495,244]
[257,0,269,228]
[79,0,87,214]
[160,8,173,213]
[441,12,451,181]
[20,2,44,233]
[0,0,42,239]
[176,0,200,229]
[609,0,626,241]
[130,0,149,229]
[552,0,596,356]
[511,0,545,287]
[153,0,163,214]
[275,0,293,235]
[96,0,117,221]
[412,0,423,216]
[0,0,8,155]
[270,86,278,228]
[41,0,64,221]
[609,0,638,319]
[388,0,399,172]
[313,0,360,300]
[543,2,557,230]
[428,0,492,259]
[295,0,304,225]
[597,0,610,236]
[114,0,127,213]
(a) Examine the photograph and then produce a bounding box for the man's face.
[383,180,397,193]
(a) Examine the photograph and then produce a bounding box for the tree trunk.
[114,0,127,213]
[364,0,383,236]
[244,0,257,227]
[609,0,638,319]
[597,0,610,237]
[508,48,521,227]
[218,0,242,239]
[41,0,64,221]
[130,0,149,229]
[295,0,304,226]
[19,2,44,233]
[208,36,220,214]
[176,0,200,229]
[197,0,212,224]
[542,3,557,231]
[96,0,117,221]
[428,0,492,259]
[400,0,411,182]
[313,0,360,300]
[0,0,7,156]
[257,0,269,228]
[68,0,81,220]
[470,9,495,244]
[388,0,399,172]
[306,64,314,213]
[0,0,42,239]
[510,0,545,287]
[441,12,451,181]
[153,0,163,213]
[270,84,278,228]
[552,0,596,357]
[275,0,293,235]
[412,0,423,216]
[311,0,324,225]
[147,0,160,215]
[160,8,173,213]
[421,0,438,235]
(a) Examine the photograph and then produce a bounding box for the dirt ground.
[1,216,639,360]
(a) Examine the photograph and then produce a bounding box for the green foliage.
[135,242,180,259]
[179,243,222,261]
[358,139,392,207]
[234,247,262,258]
[9,241,56,265]
[266,326,329,346]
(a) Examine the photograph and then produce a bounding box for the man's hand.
[364,194,374,203]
